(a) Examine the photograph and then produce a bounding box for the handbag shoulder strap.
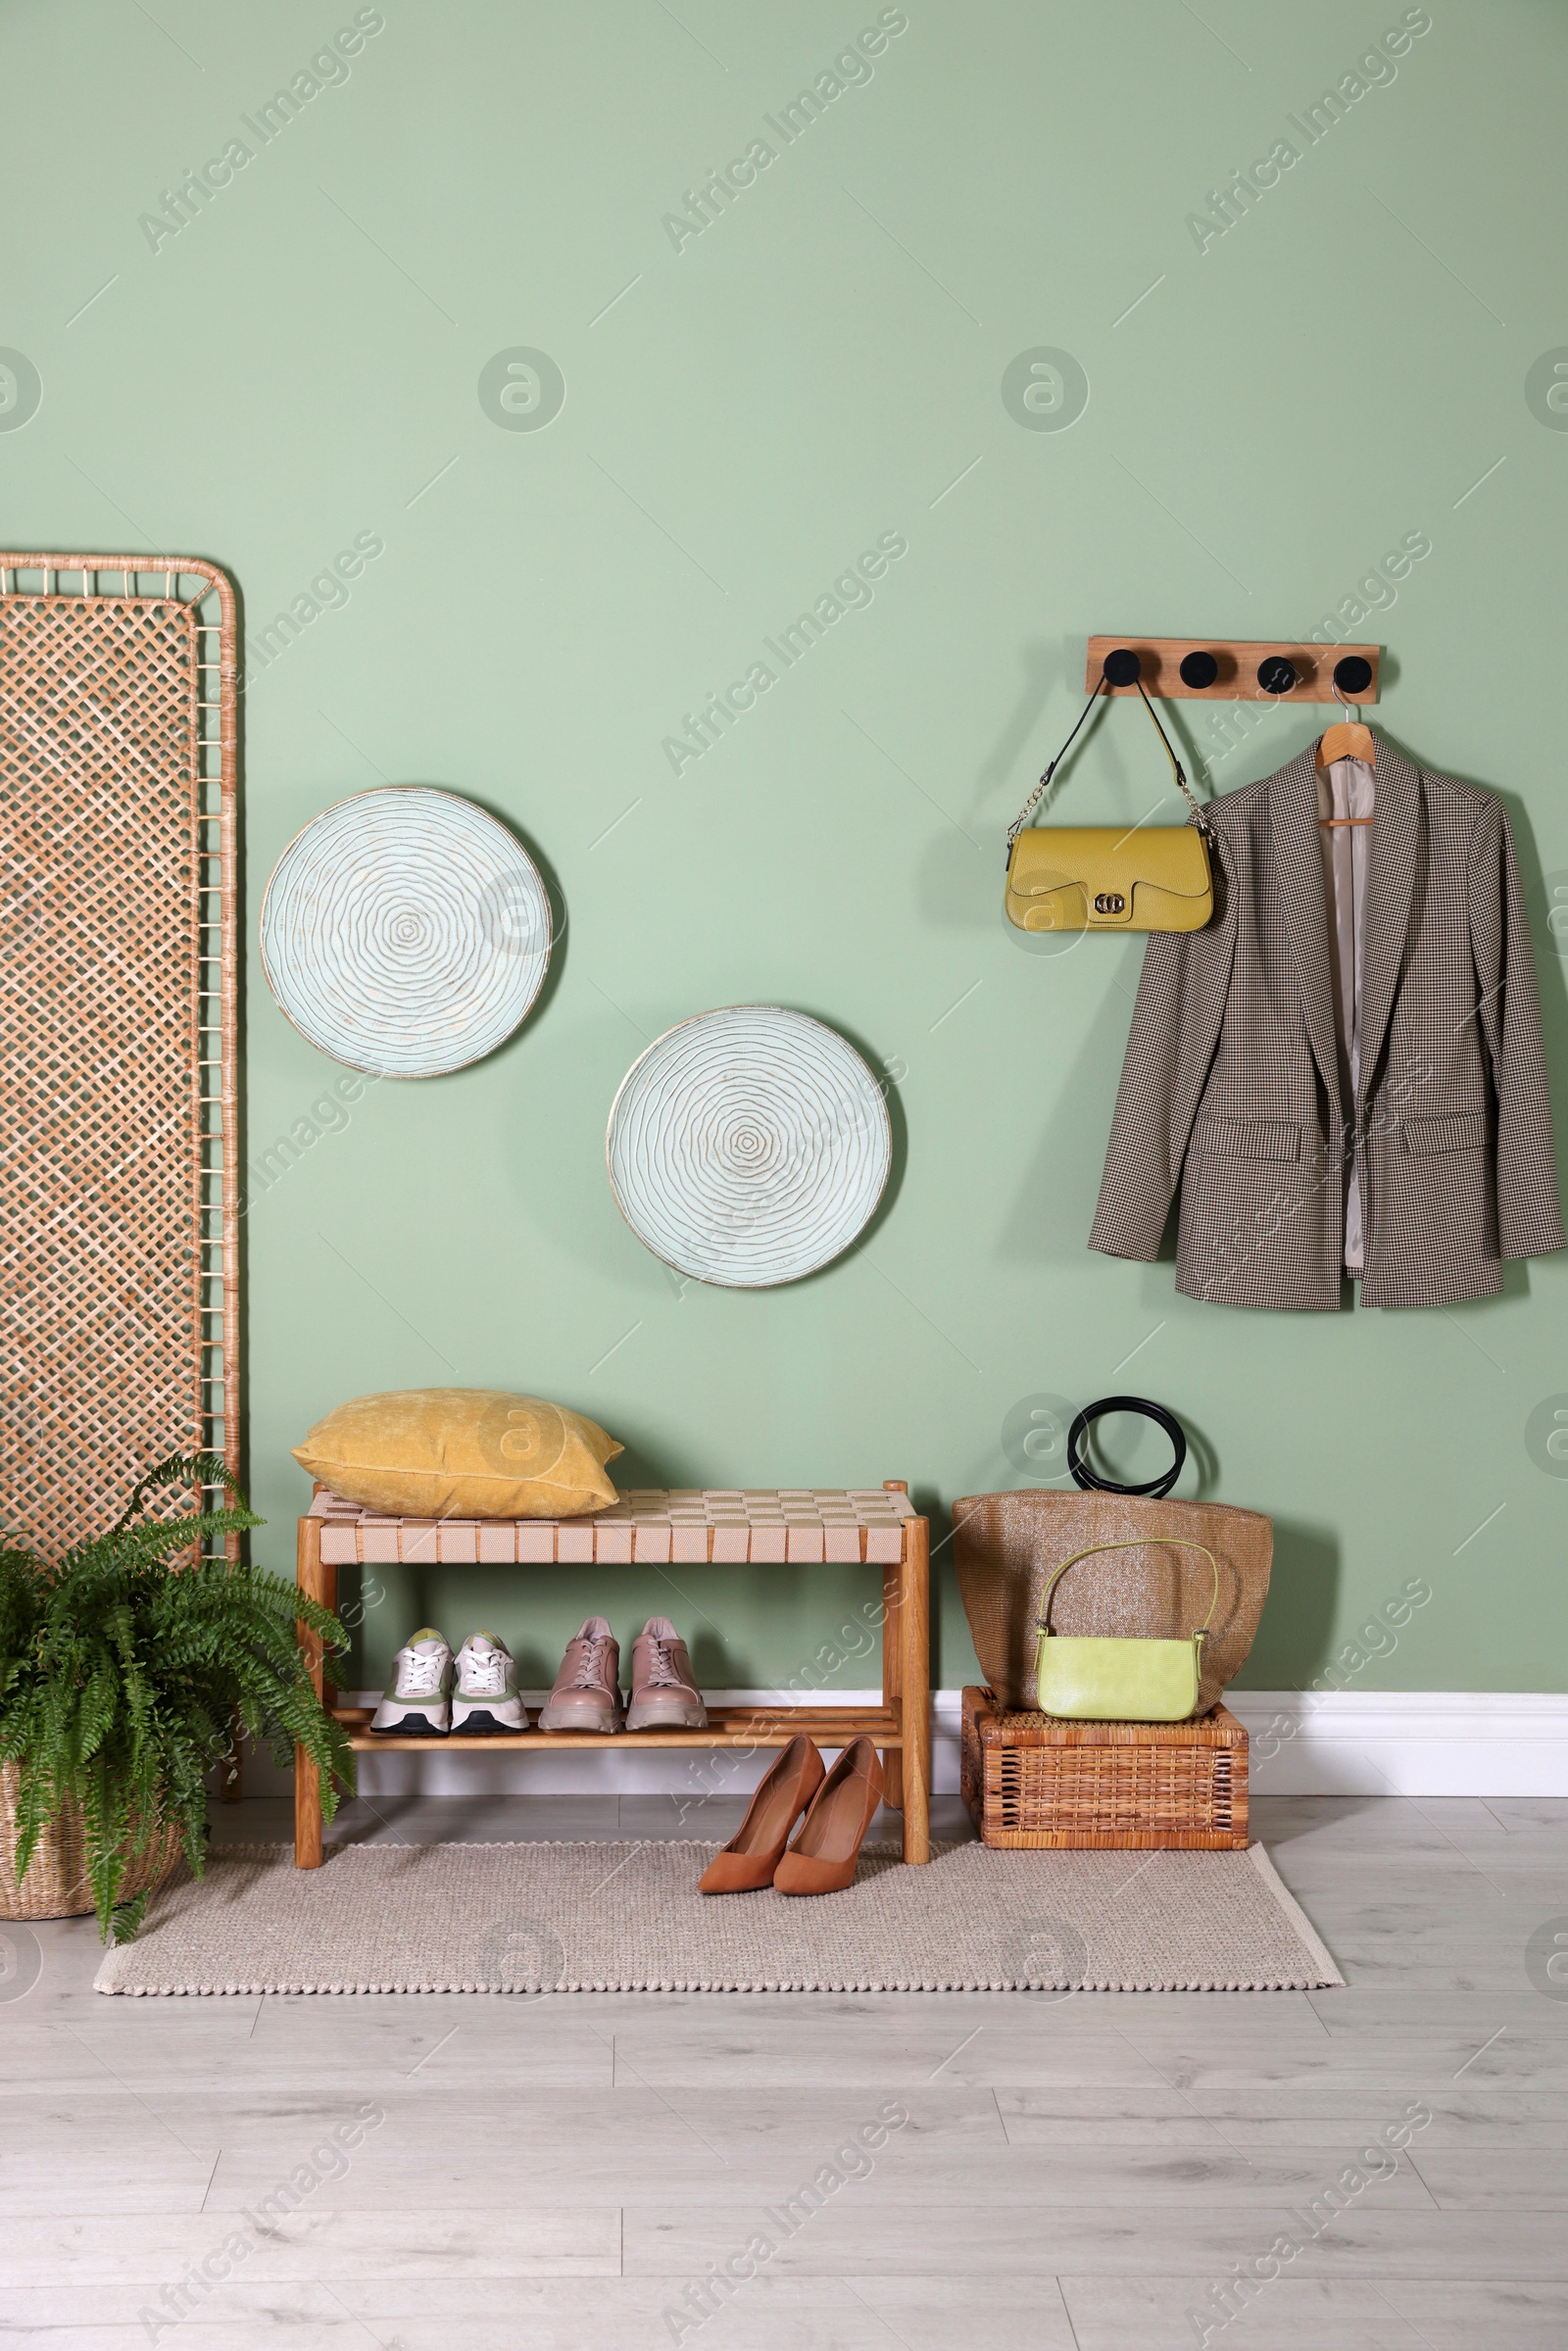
[1005,668,1210,861]
[1068,1395,1185,1498]
[1035,1538,1220,1641]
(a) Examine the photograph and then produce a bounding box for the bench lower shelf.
[331,1704,906,1753]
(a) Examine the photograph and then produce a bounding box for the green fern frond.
[109,1450,247,1536]
[0,1456,352,1939]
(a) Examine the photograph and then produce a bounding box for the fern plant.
[0,1453,354,1939]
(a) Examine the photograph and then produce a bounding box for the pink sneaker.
[627,1617,709,1731]
[538,1616,621,1733]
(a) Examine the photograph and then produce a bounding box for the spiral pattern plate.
[607,1006,891,1287]
[260,788,551,1076]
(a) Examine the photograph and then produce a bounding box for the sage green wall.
[9,0,1566,1693]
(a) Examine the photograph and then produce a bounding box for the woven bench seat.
[308,1485,914,1567]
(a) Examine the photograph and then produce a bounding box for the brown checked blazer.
[1089,745,1564,1310]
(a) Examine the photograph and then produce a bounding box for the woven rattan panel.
[0,559,237,1558]
[994,1744,1240,1838]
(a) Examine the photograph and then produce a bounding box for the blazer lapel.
[1268,749,1343,1114]
[1356,743,1423,1109]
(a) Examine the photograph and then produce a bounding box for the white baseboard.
[1227,1690,1568,1797]
[246,1690,1568,1802]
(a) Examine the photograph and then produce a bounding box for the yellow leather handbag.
[1004,666,1214,933]
[1034,1538,1219,1722]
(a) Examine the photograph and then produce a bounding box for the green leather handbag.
[1034,1539,1219,1722]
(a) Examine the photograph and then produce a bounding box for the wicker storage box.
[0,1762,182,1922]
[960,1688,1249,1849]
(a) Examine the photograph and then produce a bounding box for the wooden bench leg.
[295,1516,327,1869]
[880,1558,905,1813]
[900,1516,930,1864]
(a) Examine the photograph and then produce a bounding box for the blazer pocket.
[1191,1115,1301,1163]
[1401,1110,1488,1154]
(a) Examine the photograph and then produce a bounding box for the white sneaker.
[370,1629,453,1736]
[451,1632,528,1736]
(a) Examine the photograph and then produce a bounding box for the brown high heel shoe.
[772,1737,884,1896]
[698,1736,825,1894]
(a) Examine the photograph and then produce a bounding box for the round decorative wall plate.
[606,1006,892,1288]
[260,788,552,1077]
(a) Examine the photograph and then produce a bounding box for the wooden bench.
[294,1481,930,1865]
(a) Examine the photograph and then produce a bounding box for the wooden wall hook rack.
[1085,636,1380,705]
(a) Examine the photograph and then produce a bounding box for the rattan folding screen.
[0,557,238,1558]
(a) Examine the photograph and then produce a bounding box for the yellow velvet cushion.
[293,1389,623,1520]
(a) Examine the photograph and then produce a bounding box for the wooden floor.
[3,1793,1565,2348]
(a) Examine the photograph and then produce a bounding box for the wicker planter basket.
[0,1762,183,1922]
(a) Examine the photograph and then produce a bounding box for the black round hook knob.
[1257,656,1298,696]
[1333,655,1373,697]
[1179,650,1219,689]
[1102,647,1142,687]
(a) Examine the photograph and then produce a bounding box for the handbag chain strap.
[1034,1538,1220,1644]
[1005,668,1210,861]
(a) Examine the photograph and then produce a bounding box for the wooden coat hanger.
[1316,662,1376,823]
[1317,711,1377,771]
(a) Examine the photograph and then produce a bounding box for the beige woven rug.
[94,1840,1341,1995]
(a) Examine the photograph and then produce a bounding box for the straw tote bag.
[955,1397,1273,1716]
